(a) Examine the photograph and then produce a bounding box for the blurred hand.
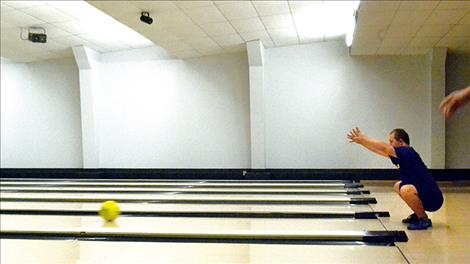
[440,88,470,119]
[347,127,365,144]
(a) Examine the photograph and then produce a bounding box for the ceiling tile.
[78,31,114,44]
[2,1,42,9]
[48,1,105,21]
[212,34,245,47]
[354,26,389,41]
[217,2,258,20]
[436,37,469,49]
[446,24,470,37]
[408,37,441,47]
[240,30,271,42]
[231,17,265,33]
[0,20,15,29]
[223,43,246,53]
[53,35,87,46]
[401,47,430,55]
[153,11,194,29]
[213,1,243,6]
[357,10,396,26]
[252,1,290,16]
[160,41,193,52]
[200,22,236,36]
[197,46,224,56]
[17,40,47,53]
[54,48,73,58]
[130,1,179,14]
[288,1,322,13]
[426,10,467,24]
[398,1,439,10]
[1,2,14,13]
[146,29,181,44]
[381,37,411,47]
[22,5,74,23]
[41,39,69,51]
[261,14,294,29]
[459,13,470,25]
[183,5,226,25]
[377,45,403,54]
[358,1,401,12]
[37,23,72,39]
[1,10,45,27]
[391,9,433,25]
[0,27,20,40]
[55,20,95,34]
[416,24,453,37]
[101,42,131,52]
[171,24,208,39]
[351,37,382,49]
[435,1,470,10]
[385,24,421,38]
[88,1,142,19]
[184,37,220,49]
[174,1,213,9]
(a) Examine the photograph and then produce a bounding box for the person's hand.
[440,87,470,119]
[347,127,365,144]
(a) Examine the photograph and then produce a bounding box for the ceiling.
[353,1,470,55]
[1,1,469,63]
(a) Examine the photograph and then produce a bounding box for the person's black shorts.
[400,182,444,212]
[420,189,444,212]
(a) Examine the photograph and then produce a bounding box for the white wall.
[264,41,431,168]
[445,53,470,168]
[0,58,83,168]
[96,52,251,168]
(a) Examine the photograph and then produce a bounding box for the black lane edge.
[0,189,370,195]
[0,183,364,189]
[0,197,377,205]
[0,209,390,219]
[0,178,359,183]
[0,230,407,245]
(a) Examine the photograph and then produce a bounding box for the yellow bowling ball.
[99,200,120,222]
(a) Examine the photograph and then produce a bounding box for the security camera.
[140,12,153,25]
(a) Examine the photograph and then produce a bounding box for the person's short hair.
[390,128,410,145]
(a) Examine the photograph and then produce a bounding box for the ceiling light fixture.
[140,12,153,25]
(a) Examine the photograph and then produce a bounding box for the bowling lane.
[0,181,357,188]
[0,201,374,213]
[0,213,385,232]
[1,239,407,264]
[1,178,357,183]
[0,186,367,194]
[0,192,367,200]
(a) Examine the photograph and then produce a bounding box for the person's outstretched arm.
[440,86,470,119]
[347,127,396,158]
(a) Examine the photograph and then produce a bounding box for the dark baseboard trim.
[1,168,469,181]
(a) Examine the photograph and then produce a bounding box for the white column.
[73,46,100,168]
[428,48,447,168]
[247,41,266,169]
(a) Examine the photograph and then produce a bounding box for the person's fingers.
[439,95,452,109]
[442,106,448,118]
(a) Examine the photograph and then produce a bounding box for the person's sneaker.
[402,213,419,224]
[407,218,432,230]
